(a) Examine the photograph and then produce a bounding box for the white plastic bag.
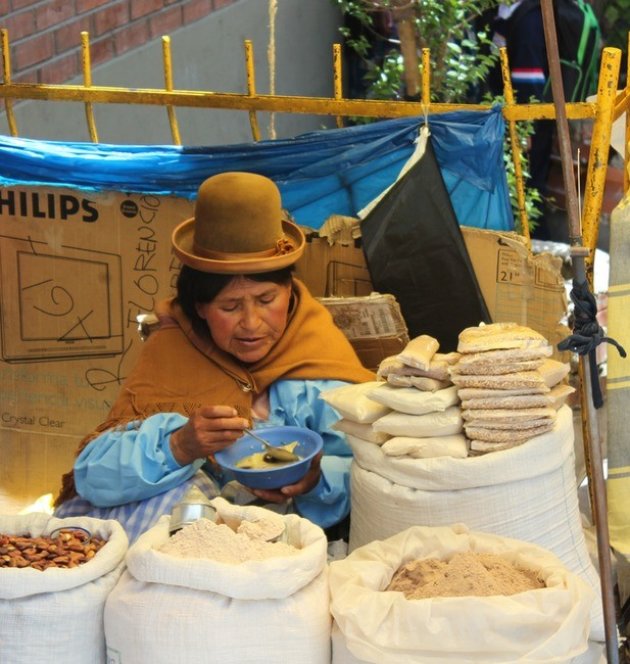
[331,524,593,663]
[372,406,463,437]
[0,513,128,664]
[367,384,459,415]
[105,502,330,663]
[320,381,390,423]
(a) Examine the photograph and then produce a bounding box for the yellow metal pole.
[625,33,630,194]
[81,32,99,143]
[582,47,621,267]
[0,29,18,137]
[421,48,430,107]
[333,43,343,128]
[244,40,261,142]
[162,37,181,146]
[499,47,530,243]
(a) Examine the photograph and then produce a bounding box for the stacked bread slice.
[451,322,574,455]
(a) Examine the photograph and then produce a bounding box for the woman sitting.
[54,172,374,542]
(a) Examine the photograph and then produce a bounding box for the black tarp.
[360,136,492,352]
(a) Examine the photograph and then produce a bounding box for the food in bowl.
[235,441,300,469]
[214,426,323,490]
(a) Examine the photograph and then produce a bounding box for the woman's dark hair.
[176,265,294,336]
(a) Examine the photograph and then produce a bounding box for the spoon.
[243,428,300,462]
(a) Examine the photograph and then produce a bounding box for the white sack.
[320,381,390,423]
[372,406,463,437]
[367,384,459,415]
[348,406,604,642]
[0,513,128,664]
[105,504,330,664]
[330,525,593,664]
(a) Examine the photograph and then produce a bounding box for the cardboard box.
[293,233,372,297]
[461,226,570,359]
[317,293,409,372]
[0,185,194,509]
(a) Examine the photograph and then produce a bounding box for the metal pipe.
[162,36,181,146]
[499,46,530,242]
[333,43,344,129]
[244,39,261,142]
[540,2,619,661]
[0,29,18,136]
[81,31,99,143]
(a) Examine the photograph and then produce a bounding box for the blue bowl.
[214,426,323,490]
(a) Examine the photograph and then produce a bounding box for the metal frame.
[0,29,627,266]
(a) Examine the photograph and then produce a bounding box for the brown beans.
[0,529,107,571]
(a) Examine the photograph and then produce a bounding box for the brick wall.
[1,0,238,84]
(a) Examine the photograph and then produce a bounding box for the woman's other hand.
[170,405,248,465]
[249,452,323,504]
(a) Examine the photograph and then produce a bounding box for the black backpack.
[507,0,602,102]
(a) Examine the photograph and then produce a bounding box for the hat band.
[192,236,295,261]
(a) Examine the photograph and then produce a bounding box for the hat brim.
[172,217,306,274]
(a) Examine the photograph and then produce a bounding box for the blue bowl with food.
[214,426,323,490]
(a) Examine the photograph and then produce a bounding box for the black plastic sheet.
[361,136,491,352]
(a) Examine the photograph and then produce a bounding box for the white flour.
[159,517,297,563]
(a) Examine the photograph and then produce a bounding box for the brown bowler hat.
[172,171,305,274]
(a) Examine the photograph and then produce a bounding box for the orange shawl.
[56,279,374,504]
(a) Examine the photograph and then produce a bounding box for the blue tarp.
[0,106,513,231]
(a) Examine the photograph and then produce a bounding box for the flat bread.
[548,383,576,409]
[458,322,547,353]
[457,386,550,399]
[464,422,554,442]
[451,359,544,375]
[468,439,524,453]
[457,345,553,366]
[464,417,554,432]
[462,407,556,422]
[538,359,571,388]
[450,370,547,390]
[461,393,554,410]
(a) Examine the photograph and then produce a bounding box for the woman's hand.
[170,405,248,466]
[249,452,323,504]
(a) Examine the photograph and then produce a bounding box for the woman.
[54,172,375,542]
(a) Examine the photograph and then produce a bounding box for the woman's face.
[195,276,292,364]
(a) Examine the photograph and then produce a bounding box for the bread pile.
[368,335,467,459]
[450,322,575,455]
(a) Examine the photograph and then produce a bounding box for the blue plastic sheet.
[0,107,513,231]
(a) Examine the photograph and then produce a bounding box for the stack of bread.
[368,335,467,459]
[450,322,575,455]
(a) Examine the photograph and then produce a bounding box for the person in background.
[489,1,555,240]
[54,172,375,542]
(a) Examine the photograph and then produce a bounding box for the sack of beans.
[330,524,593,664]
[104,498,330,664]
[0,512,128,664]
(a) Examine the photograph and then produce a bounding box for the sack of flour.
[330,524,593,664]
[0,513,128,664]
[348,406,605,642]
[104,500,330,664]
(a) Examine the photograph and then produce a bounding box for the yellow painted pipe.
[81,32,98,143]
[500,47,530,243]
[0,29,18,136]
[582,47,621,263]
[244,40,261,142]
[162,36,181,146]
